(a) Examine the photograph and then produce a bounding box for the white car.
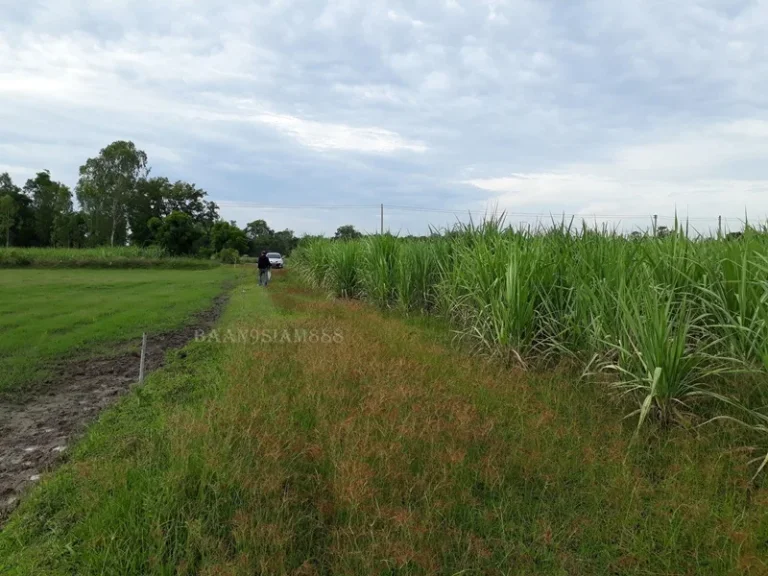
[267,252,284,269]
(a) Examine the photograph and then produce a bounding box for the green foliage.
[51,211,87,248]
[76,141,149,247]
[128,178,218,247]
[0,173,36,247]
[294,220,768,442]
[150,211,202,256]
[245,219,299,256]
[334,224,363,241]
[23,170,72,247]
[1,143,233,261]
[218,247,240,264]
[0,194,19,248]
[210,221,248,255]
[361,234,399,307]
[0,247,218,269]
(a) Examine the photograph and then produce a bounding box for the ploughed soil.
[0,294,228,523]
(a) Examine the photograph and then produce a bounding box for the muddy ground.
[0,294,228,522]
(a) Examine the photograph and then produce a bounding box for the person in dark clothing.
[257,251,271,287]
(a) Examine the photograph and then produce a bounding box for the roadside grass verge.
[0,247,218,269]
[0,268,236,396]
[2,272,767,574]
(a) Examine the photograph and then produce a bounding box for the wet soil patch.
[0,293,229,523]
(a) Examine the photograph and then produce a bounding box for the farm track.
[0,293,229,522]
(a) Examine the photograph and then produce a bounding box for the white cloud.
[465,118,768,225]
[421,72,451,92]
[252,111,427,154]
[332,83,404,103]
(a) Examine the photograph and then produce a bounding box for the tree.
[0,173,36,246]
[210,221,249,254]
[77,141,148,246]
[166,181,219,230]
[127,177,171,246]
[245,219,274,255]
[334,224,362,241]
[245,219,273,240]
[127,178,220,246]
[52,211,88,248]
[149,211,202,256]
[23,170,72,247]
[271,229,299,256]
[243,220,299,256]
[0,195,19,247]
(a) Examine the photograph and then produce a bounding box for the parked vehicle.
[267,252,284,268]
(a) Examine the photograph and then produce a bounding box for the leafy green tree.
[166,181,219,229]
[271,229,299,256]
[334,224,363,241]
[244,220,299,256]
[245,219,273,239]
[127,177,171,246]
[0,194,19,247]
[210,221,248,254]
[149,211,202,256]
[128,178,219,246]
[0,173,36,246]
[52,211,88,248]
[23,170,72,247]
[76,141,148,246]
[245,219,274,255]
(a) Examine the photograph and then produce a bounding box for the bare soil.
[0,294,228,522]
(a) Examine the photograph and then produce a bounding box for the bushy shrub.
[218,248,240,264]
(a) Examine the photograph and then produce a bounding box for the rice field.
[292,220,768,470]
[0,268,236,395]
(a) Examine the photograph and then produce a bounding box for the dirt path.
[0,294,228,522]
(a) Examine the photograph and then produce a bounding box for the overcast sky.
[2,0,767,235]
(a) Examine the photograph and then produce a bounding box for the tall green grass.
[292,220,768,450]
[0,247,218,269]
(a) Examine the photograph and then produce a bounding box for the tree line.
[0,140,306,259]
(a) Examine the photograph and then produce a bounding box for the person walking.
[257,250,271,287]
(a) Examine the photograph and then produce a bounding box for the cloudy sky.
[2,0,767,235]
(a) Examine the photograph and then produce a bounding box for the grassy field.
[0,268,235,395]
[2,271,766,574]
[0,247,219,269]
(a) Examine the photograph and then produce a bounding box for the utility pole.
[718,215,722,238]
[653,214,658,235]
[381,203,384,235]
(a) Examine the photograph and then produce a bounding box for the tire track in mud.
[0,294,229,523]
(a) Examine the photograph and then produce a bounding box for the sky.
[2,0,768,236]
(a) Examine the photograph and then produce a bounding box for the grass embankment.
[0,247,218,269]
[0,268,236,395]
[2,272,766,574]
